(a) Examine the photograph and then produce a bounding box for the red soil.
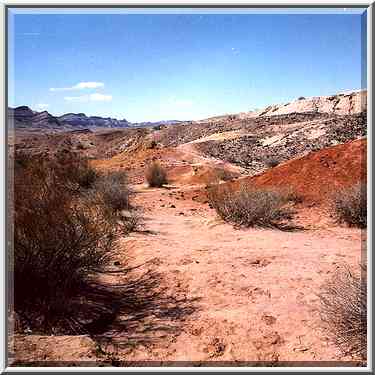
[228,138,366,204]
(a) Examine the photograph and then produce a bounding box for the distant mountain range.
[8,106,184,130]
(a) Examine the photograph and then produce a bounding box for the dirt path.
[13,182,364,366]
[176,142,246,175]
[105,184,363,364]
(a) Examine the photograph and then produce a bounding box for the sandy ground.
[11,141,365,367]
[12,181,364,366]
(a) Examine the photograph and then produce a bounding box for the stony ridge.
[8,106,182,130]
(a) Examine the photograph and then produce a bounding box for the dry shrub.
[282,187,304,204]
[265,157,280,168]
[332,183,367,228]
[119,210,142,234]
[215,168,237,182]
[56,152,99,190]
[12,154,116,333]
[145,161,168,187]
[319,265,367,359]
[207,183,293,229]
[90,170,142,234]
[94,170,131,212]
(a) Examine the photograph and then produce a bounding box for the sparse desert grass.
[319,265,367,359]
[145,161,168,187]
[332,183,367,228]
[207,183,293,229]
[13,154,117,333]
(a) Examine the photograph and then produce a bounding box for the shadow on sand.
[71,267,200,352]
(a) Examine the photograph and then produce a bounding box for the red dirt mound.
[227,138,366,204]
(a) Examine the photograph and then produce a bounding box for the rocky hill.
[193,112,366,175]
[224,138,366,204]
[196,89,366,123]
[153,90,367,177]
[8,106,182,130]
[57,112,130,128]
[245,89,366,118]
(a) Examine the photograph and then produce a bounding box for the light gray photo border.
[0,2,373,373]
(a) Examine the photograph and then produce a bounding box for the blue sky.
[8,9,366,122]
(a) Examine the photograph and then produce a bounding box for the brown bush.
[282,187,304,204]
[145,161,168,187]
[55,152,99,190]
[207,184,293,229]
[90,170,142,234]
[332,183,367,228]
[119,210,142,234]
[12,154,116,333]
[319,265,367,359]
[94,170,131,213]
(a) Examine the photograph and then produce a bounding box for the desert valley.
[9,89,367,366]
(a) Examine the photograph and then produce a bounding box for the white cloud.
[64,93,112,102]
[75,82,105,89]
[36,103,49,110]
[50,81,104,92]
[89,93,112,101]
